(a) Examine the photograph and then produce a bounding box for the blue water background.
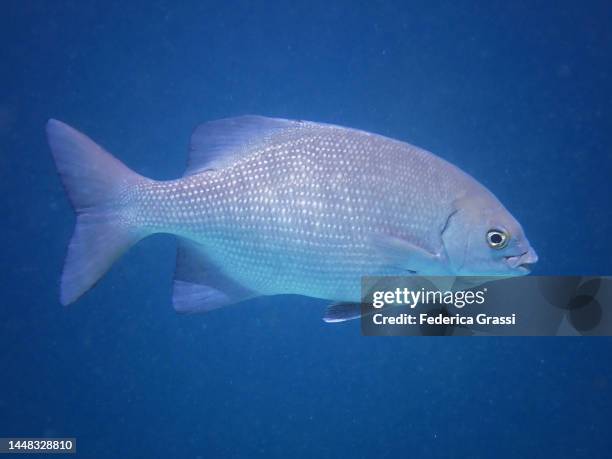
[1,1,612,457]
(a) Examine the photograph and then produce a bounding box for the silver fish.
[47,116,538,321]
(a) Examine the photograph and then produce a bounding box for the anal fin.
[173,238,255,313]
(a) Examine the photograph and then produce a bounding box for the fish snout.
[505,247,538,274]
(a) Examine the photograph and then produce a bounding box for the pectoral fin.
[370,234,455,291]
[370,234,447,273]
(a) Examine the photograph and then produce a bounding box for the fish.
[47,116,538,322]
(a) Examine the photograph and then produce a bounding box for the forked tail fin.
[47,119,145,305]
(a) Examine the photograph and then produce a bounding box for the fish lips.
[504,248,539,274]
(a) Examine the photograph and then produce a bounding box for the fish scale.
[131,124,461,300]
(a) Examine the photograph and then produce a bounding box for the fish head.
[442,192,538,276]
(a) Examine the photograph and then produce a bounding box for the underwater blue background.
[1,0,612,457]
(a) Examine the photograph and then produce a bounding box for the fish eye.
[487,229,509,249]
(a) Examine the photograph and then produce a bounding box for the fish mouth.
[504,248,539,274]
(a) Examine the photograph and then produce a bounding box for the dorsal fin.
[185,115,304,176]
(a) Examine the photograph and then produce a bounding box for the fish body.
[47,116,537,317]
